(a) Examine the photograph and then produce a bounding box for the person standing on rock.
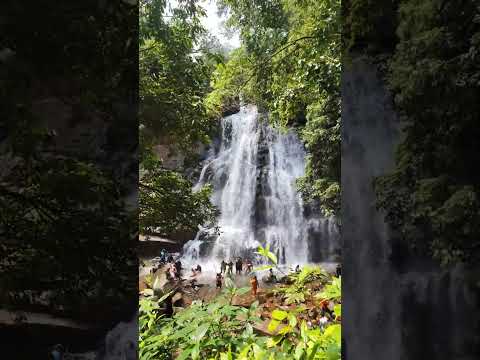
[236,258,243,274]
[216,272,223,289]
[221,260,227,274]
[160,249,167,262]
[246,259,253,273]
[250,275,258,296]
[174,260,182,277]
[268,268,277,283]
[169,263,177,280]
[336,263,342,277]
[227,260,234,276]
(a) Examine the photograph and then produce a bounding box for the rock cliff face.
[342,57,479,360]
[250,114,340,263]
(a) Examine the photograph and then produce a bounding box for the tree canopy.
[207,0,341,215]
[139,0,219,237]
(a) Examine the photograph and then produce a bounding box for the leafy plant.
[255,244,278,267]
[273,266,328,304]
[317,277,341,301]
[139,298,262,360]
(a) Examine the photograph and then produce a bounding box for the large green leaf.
[271,309,288,321]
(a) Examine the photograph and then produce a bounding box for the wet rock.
[221,97,240,117]
[141,289,154,297]
[171,292,183,306]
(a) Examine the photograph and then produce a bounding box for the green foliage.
[371,0,480,265]
[139,0,217,150]
[139,0,220,237]
[139,298,262,359]
[342,0,398,54]
[317,277,341,302]
[275,266,329,305]
[0,136,136,315]
[256,246,330,305]
[139,275,342,359]
[297,104,341,215]
[139,254,341,358]
[139,153,217,236]
[255,244,278,266]
[205,47,253,117]
[140,260,341,359]
[290,266,329,286]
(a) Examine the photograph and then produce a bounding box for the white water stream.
[183,106,337,270]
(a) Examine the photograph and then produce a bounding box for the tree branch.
[264,36,317,64]
[140,43,159,53]
[240,35,317,89]
[139,182,163,195]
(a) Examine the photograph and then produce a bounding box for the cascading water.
[183,105,338,268]
[342,58,479,360]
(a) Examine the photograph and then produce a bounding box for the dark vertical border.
[1,1,138,357]
[341,1,480,359]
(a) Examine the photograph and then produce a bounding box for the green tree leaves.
[139,156,217,236]
[256,244,278,265]
[139,0,220,238]
[371,0,480,266]
[140,0,217,150]
[317,277,341,301]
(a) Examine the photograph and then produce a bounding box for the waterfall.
[342,58,478,360]
[184,105,338,267]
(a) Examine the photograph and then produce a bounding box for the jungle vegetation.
[140,246,341,360]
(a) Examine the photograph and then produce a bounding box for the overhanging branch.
[240,35,318,89]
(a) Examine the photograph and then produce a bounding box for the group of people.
[219,257,253,276]
[166,258,183,281]
[215,257,259,296]
[159,248,171,263]
[156,252,338,299]
[215,270,259,296]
